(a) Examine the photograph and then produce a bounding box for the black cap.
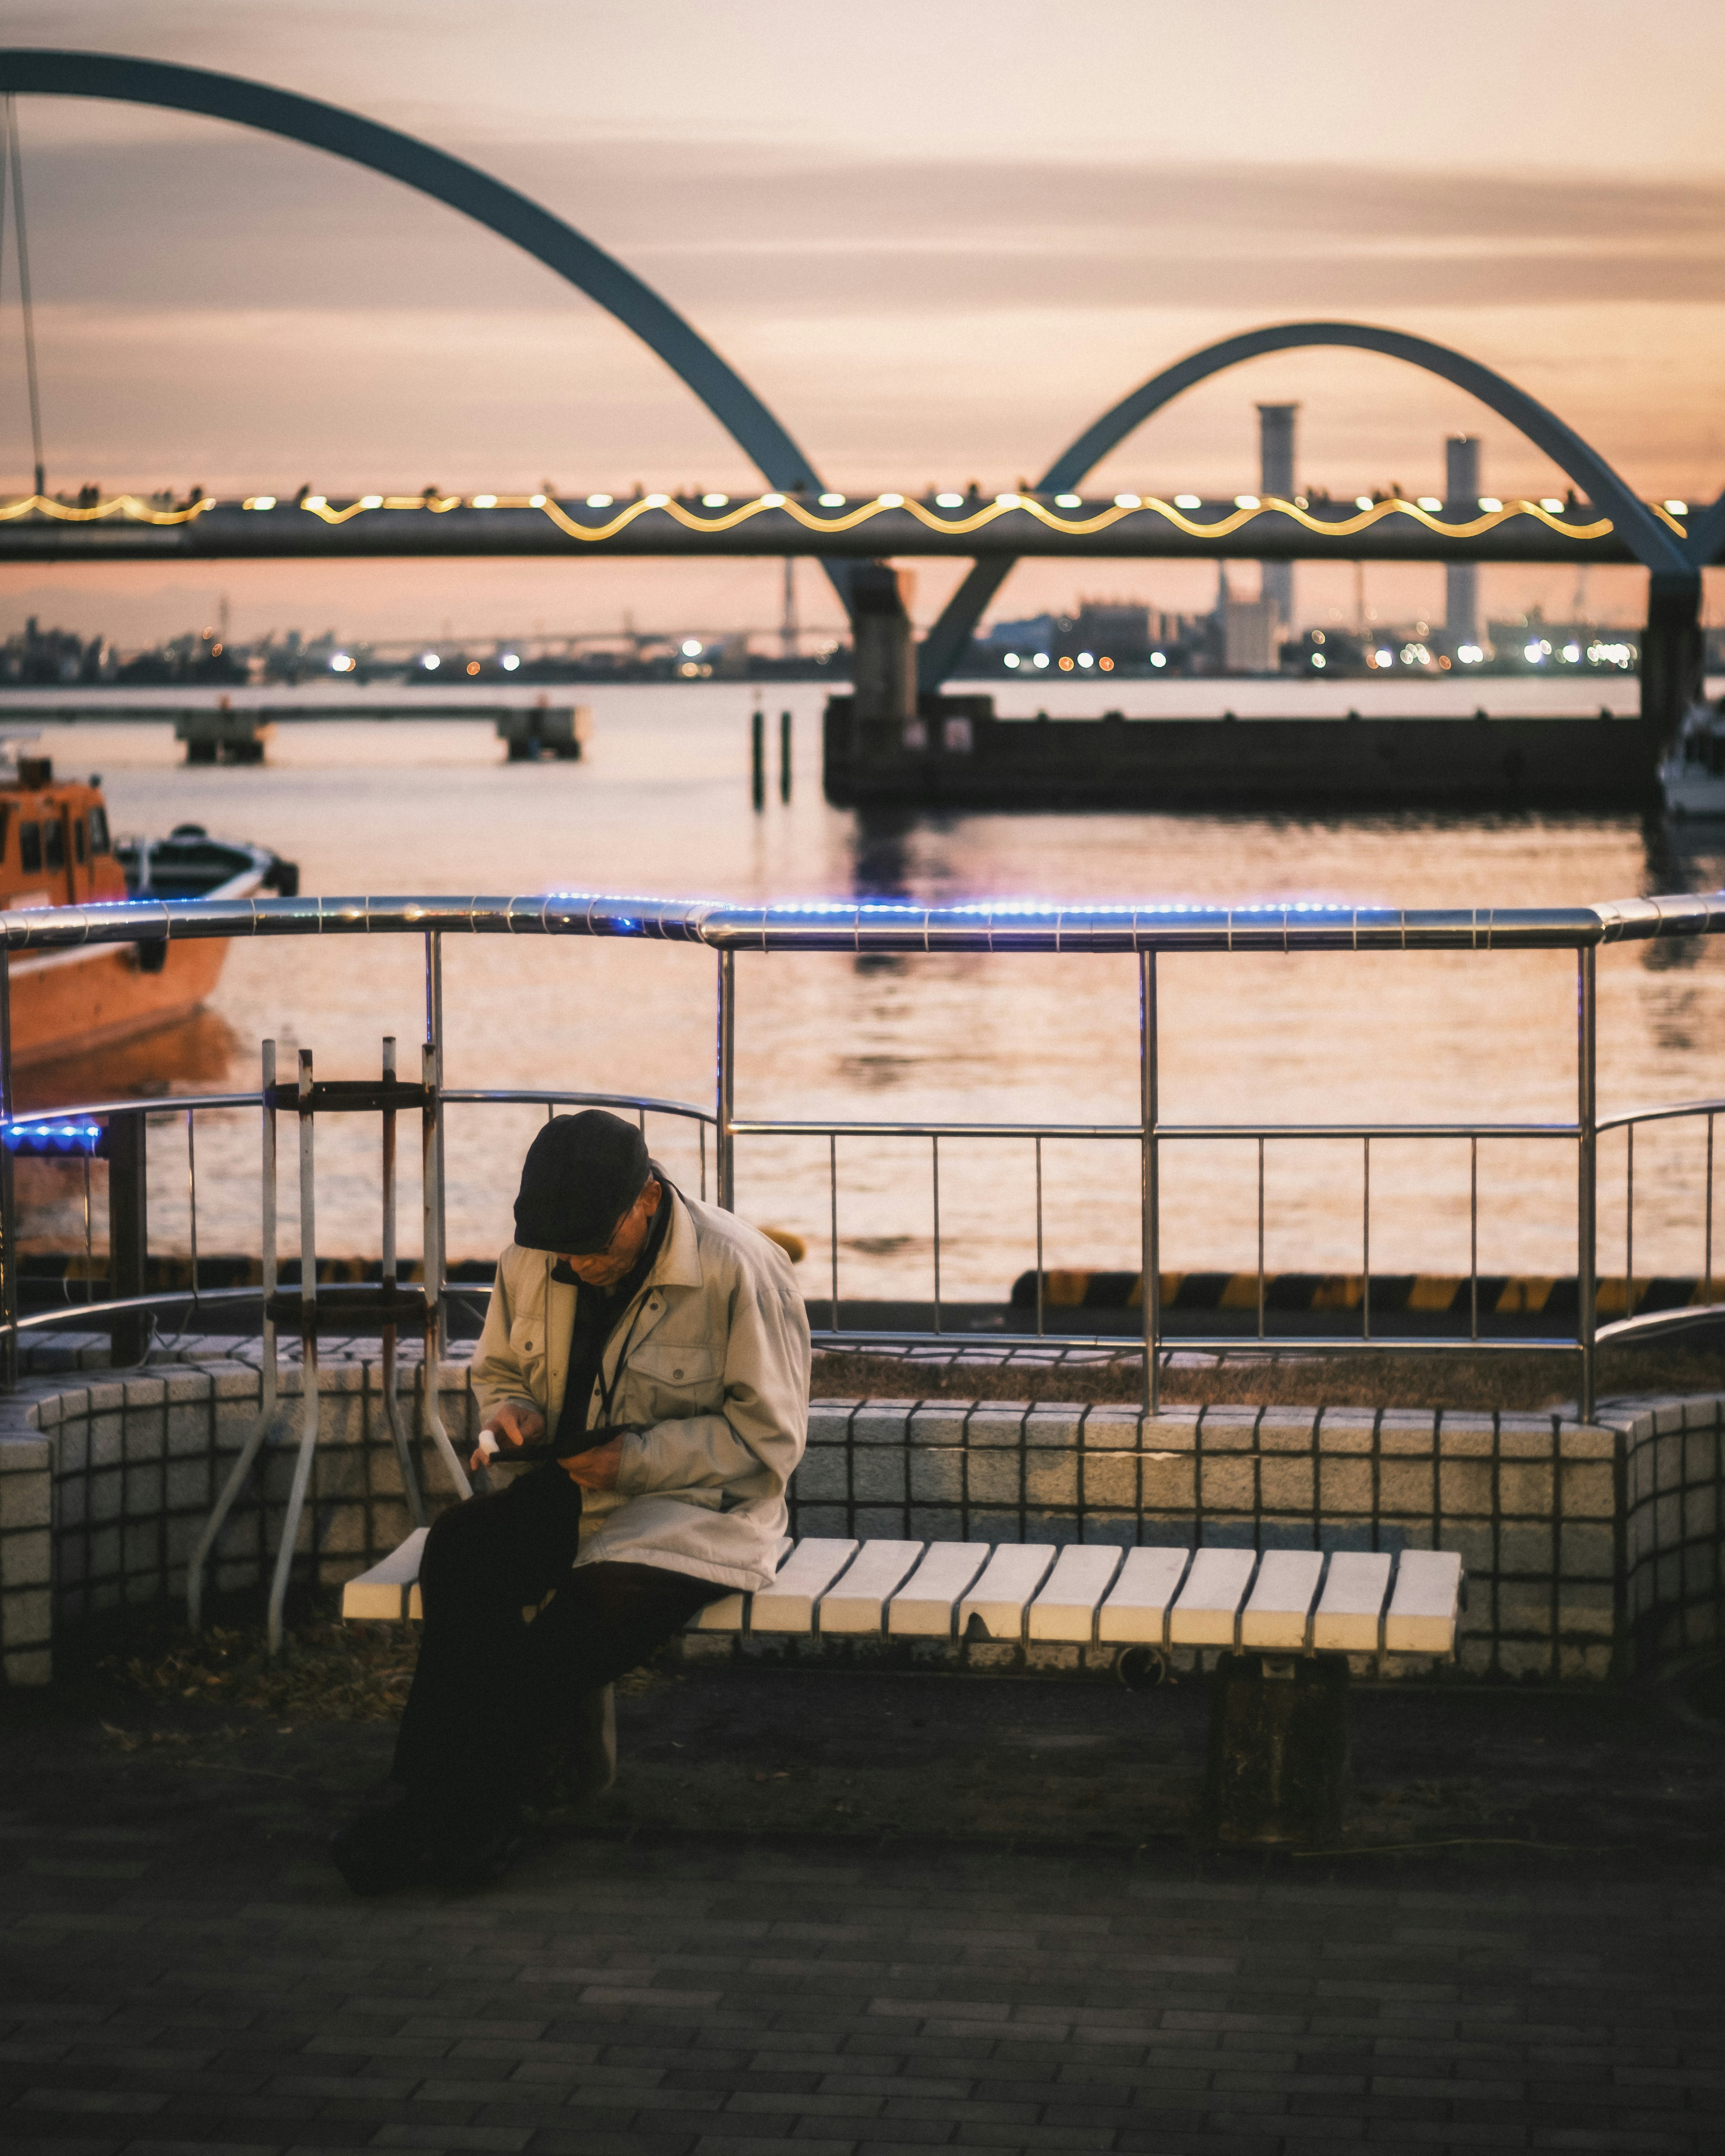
[513,1109,651,1254]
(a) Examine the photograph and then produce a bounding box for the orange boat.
[1,749,296,1069]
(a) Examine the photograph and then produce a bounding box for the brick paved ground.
[4,1653,1724,2155]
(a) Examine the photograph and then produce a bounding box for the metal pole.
[419,1036,470,1501]
[424,931,446,1359]
[186,1039,279,1631]
[0,946,14,1390]
[267,1048,319,1655]
[379,1035,424,1528]
[779,708,792,804]
[716,950,736,1211]
[1578,946,1598,1421]
[1139,949,1160,1415]
[107,1109,149,1367]
[751,705,765,812]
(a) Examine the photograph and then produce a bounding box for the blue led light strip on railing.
[1,1120,104,1157]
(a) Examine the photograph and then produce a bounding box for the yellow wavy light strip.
[0,491,212,526]
[0,488,1639,543]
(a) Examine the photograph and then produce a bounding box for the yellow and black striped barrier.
[1010,1269,1723,1323]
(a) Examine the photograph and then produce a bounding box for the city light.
[1479,497,1503,512]
[1150,652,1167,667]
[1174,494,1202,509]
[1588,640,1635,668]
[1356,496,1373,511]
[1058,655,1075,671]
[1,1120,103,1157]
[472,493,497,508]
[1374,647,1393,667]
[1458,644,1484,663]
[1113,493,1141,509]
[244,495,276,511]
[644,493,670,508]
[585,493,613,508]
[818,493,845,507]
[1312,653,1327,669]
[681,639,702,657]
[701,493,729,507]
[1416,496,1441,511]
[530,494,546,508]
[360,494,383,509]
[1562,642,1582,663]
[330,652,354,673]
[1540,497,1564,513]
[1234,494,1259,510]
[761,493,784,507]
[1054,493,1082,508]
[1098,656,1114,671]
[304,494,327,510]
[421,653,440,670]
[1664,499,1689,516]
[994,493,1021,509]
[878,492,904,508]
[1524,641,1545,663]
[935,493,964,508]
[1077,652,1094,667]
[1004,653,1021,668]
[1033,653,1050,668]
[501,653,520,672]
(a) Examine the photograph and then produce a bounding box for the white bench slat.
[1239,1550,1326,1651]
[1311,1551,1393,1652]
[687,1533,798,1633]
[888,1542,991,1637]
[960,1543,1057,1640]
[750,1537,861,1634]
[818,1539,925,1634]
[341,1527,429,1621]
[1097,1546,1193,1643]
[1385,1549,1464,1653]
[1170,1548,1259,1646]
[1028,1546,1125,1642]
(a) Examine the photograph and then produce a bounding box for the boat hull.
[8,934,233,1069]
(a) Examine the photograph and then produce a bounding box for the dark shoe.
[329,1793,431,1896]
[425,1804,524,1891]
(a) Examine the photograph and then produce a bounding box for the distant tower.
[1257,404,1297,627]
[1445,435,1481,642]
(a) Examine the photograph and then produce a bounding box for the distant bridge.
[0,47,1713,720]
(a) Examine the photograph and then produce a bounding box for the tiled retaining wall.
[0,1338,1719,1684]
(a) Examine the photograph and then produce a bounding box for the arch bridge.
[0,48,1711,736]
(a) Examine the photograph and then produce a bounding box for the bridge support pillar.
[1642,573,1703,744]
[850,565,918,746]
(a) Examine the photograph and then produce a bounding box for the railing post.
[717,948,736,1211]
[107,1108,149,1367]
[1140,947,1160,1416]
[0,945,15,1391]
[1578,945,1598,1422]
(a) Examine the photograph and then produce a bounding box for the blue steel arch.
[0,47,855,609]
[920,320,1696,690]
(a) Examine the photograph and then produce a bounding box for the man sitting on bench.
[331,1108,811,1893]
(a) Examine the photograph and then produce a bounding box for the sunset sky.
[3,0,1723,648]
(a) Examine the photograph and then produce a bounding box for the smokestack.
[1445,435,1480,643]
[1257,404,1297,628]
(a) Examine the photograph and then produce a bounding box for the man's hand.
[470,1399,544,1472]
[562,1433,625,1492]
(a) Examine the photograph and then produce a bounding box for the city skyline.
[2,0,1722,645]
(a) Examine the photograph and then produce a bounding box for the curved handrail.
[3,888,1724,955]
[0,47,856,610]
[920,320,1694,689]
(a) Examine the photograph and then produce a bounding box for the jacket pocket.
[622,1340,724,1423]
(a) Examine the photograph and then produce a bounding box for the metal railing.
[3,888,1725,1425]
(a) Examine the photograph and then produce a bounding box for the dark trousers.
[392,1465,718,1814]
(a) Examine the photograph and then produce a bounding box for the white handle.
[477,1427,500,1459]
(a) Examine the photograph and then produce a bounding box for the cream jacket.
[469,1185,810,1593]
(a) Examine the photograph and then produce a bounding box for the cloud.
[18,134,1725,317]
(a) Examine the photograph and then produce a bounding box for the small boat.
[2,746,296,1070]
[1659,698,1725,819]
